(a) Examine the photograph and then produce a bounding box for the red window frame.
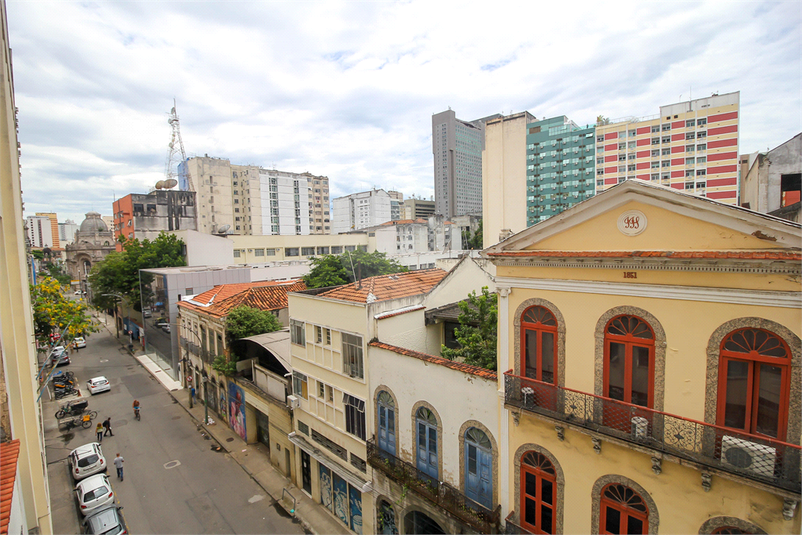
[520,306,558,384]
[599,483,648,534]
[716,328,791,441]
[520,452,556,534]
[603,315,655,407]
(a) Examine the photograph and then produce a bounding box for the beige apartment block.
[229,233,371,264]
[0,0,53,531]
[486,180,800,534]
[482,112,536,247]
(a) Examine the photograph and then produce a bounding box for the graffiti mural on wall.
[228,381,246,440]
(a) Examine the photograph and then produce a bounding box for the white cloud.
[8,0,800,223]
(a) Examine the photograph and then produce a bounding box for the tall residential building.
[595,92,740,203]
[526,116,596,224]
[401,197,435,219]
[34,212,59,249]
[58,219,79,245]
[181,156,329,236]
[331,189,392,234]
[432,110,500,218]
[482,111,537,247]
[0,0,54,530]
[25,215,55,248]
[112,189,197,251]
[388,190,403,221]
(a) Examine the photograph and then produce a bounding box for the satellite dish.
[216,224,230,234]
[155,180,165,189]
[164,179,178,189]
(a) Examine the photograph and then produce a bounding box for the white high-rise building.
[26,215,54,248]
[59,219,79,245]
[331,189,392,234]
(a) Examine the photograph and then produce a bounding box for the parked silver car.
[82,505,127,535]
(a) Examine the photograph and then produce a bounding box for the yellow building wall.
[509,414,799,533]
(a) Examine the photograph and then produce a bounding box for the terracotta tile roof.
[0,439,20,535]
[178,280,307,317]
[369,341,497,380]
[487,250,802,261]
[380,218,428,225]
[316,269,447,304]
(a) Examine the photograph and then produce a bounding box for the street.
[42,319,306,535]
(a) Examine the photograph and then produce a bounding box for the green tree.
[89,233,185,311]
[30,277,96,349]
[462,219,483,250]
[303,250,407,288]
[213,305,282,376]
[440,287,498,370]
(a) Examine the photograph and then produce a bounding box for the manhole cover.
[164,460,181,469]
[226,438,234,442]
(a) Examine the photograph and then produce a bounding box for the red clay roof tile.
[317,269,447,304]
[0,439,20,535]
[369,341,497,380]
[178,280,307,318]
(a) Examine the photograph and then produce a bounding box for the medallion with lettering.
[617,210,647,236]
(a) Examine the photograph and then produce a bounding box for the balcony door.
[377,391,396,456]
[416,407,438,480]
[521,306,559,411]
[464,427,492,509]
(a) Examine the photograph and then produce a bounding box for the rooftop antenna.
[166,99,193,191]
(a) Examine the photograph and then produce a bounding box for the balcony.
[367,440,501,533]
[504,371,801,494]
[504,511,535,535]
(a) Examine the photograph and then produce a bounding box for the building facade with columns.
[64,212,116,292]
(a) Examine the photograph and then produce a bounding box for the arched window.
[464,427,492,509]
[521,306,558,384]
[416,407,438,479]
[599,483,648,534]
[604,315,655,407]
[717,328,791,440]
[520,451,556,534]
[377,391,396,456]
[377,499,398,534]
[404,510,444,535]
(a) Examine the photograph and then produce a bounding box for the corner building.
[486,180,800,534]
[596,92,740,204]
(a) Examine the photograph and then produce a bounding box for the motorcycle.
[55,399,96,420]
[134,405,141,421]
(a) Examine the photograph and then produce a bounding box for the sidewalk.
[102,316,349,535]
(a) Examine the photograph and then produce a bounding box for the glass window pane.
[542,332,555,384]
[525,330,538,379]
[541,478,553,505]
[418,424,425,447]
[605,507,621,534]
[756,364,782,437]
[468,445,477,474]
[524,497,538,526]
[608,343,626,401]
[541,504,553,533]
[627,515,644,534]
[724,360,749,430]
[525,471,537,497]
[631,346,650,407]
[429,428,437,457]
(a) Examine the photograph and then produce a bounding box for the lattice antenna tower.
[166,100,193,191]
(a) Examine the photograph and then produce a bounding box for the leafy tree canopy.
[225,305,282,341]
[303,250,407,289]
[440,286,498,370]
[462,219,483,250]
[30,276,96,350]
[89,233,185,311]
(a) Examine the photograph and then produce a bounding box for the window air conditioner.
[287,395,300,410]
[720,435,776,477]
[631,417,649,440]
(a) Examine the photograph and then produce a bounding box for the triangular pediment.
[485,181,801,255]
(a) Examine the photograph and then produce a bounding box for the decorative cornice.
[495,276,802,308]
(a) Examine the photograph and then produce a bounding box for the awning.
[288,432,371,492]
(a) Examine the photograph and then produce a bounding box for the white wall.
[173,229,234,267]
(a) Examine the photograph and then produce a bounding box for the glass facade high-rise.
[526,116,596,225]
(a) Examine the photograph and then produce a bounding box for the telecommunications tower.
[165,100,193,191]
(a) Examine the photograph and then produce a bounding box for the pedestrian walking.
[113,453,124,481]
[190,386,196,402]
[102,417,114,436]
[95,422,103,443]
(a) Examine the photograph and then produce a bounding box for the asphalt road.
[42,323,305,535]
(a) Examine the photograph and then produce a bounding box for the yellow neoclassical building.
[485,180,800,534]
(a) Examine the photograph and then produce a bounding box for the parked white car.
[75,473,115,516]
[73,337,87,349]
[68,443,106,481]
[87,376,110,395]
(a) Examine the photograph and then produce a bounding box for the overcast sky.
[9,0,801,224]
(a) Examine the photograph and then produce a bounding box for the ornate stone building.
[65,211,116,291]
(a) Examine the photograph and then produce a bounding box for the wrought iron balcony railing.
[504,371,801,493]
[367,440,501,533]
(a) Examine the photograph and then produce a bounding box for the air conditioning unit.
[287,395,300,410]
[631,417,649,440]
[720,435,776,477]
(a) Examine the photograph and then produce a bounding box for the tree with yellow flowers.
[30,277,96,351]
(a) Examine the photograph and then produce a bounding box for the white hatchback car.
[73,337,87,349]
[68,443,106,481]
[87,377,110,395]
[75,473,115,516]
